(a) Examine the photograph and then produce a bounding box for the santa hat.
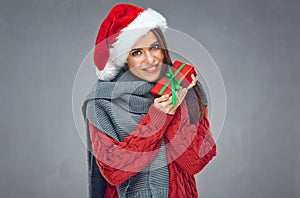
[94,4,168,81]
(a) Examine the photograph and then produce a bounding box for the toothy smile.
[143,64,158,73]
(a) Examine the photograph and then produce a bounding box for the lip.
[142,64,159,74]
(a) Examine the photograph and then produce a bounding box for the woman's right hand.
[153,88,187,115]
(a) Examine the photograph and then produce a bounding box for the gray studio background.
[1,0,299,197]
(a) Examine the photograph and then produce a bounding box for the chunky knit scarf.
[82,67,169,198]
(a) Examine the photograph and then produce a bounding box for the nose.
[144,50,155,64]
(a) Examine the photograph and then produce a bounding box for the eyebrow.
[130,41,159,52]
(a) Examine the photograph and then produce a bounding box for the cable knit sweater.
[89,98,217,198]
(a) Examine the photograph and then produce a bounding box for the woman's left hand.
[186,73,197,90]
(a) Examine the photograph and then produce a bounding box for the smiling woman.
[82,3,217,198]
[126,31,165,82]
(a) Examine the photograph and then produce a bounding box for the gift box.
[150,60,197,105]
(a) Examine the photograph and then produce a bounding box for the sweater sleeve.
[164,100,217,175]
[89,103,174,186]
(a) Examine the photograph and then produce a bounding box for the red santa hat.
[94,4,168,81]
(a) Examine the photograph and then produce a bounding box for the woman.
[82,3,217,198]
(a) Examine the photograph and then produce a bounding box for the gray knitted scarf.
[82,67,169,198]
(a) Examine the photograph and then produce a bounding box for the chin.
[144,76,159,82]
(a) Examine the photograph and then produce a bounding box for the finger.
[154,94,169,103]
[187,73,197,90]
[177,88,187,102]
[168,95,177,106]
[167,106,177,115]
[166,96,177,108]
[170,92,182,106]
[191,74,197,86]
[167,108,176,115]
[192,74,197,84]
[167,98,181,114]
[157,95,173,110]
[165,95,175,106]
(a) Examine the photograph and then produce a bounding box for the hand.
[186,73,197,90]
[153,73,197,115]
[154,88,188,115]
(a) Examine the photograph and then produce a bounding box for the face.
[126,31,164,82]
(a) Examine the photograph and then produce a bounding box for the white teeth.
[145,67,156,72]
[144,65,158,73]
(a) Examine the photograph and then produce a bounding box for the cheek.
[155,50,164,60]
[127,57,141,69]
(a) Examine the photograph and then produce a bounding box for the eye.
[131,50,141,56]
[151,44,160,50]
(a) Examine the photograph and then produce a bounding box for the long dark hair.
[151,28,205,122]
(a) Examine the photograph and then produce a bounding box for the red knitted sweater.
[89,100,217,198]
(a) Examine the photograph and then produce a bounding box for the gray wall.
[1,0,299,197]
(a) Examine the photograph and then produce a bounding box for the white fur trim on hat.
[95,58,120,81]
